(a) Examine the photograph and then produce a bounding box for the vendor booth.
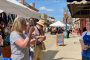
[50,21,65,35]
[50,21,65,46]
[50,21,65,27]
[0,0,41,59]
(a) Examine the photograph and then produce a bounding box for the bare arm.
[15,27,35,48]
[36,36,46,41]
[30,38,36,44]
[81,40,84,47]
[81,40,88,50]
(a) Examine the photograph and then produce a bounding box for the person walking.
[83,27,86,32]
[10,17,34,60]
[32,19,46,60]
[81,22,90,60]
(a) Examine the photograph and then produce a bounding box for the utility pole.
[63,7,69,38]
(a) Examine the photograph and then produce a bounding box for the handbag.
[38,42,46,50]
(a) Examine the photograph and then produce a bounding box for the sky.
[24,0,68,21]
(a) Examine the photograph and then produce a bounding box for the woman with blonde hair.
[10,17,34,60]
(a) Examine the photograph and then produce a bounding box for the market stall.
[0,11,17,58]
[50,21,65,27]
[50,21,65,34]
[0,0,41,58]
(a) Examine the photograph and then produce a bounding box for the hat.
[37,19,45,27]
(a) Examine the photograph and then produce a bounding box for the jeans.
[0,47,2,56]
[29,50,33,60]
[82,56,90,60]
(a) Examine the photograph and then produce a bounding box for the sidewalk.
[41,33,82,60]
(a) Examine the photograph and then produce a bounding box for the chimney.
[32,3,35,8]
[21,0,24,5]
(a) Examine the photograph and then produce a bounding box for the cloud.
[29,3,32,6]
[60,9,64,12]
[39,6,54,11]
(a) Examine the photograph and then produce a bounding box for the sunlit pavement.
[0,32,82,60]
[41,32,81,60]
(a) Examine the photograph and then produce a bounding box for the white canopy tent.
[0,0,41,19]
[50,21,65,27]
[67,24,72,27]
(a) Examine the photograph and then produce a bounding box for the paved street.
[44,32,56,50]
[41,32,82,60]
[0,32,82,60]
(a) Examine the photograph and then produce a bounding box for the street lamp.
[63,13,69,38]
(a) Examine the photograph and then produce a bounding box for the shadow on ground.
[42,50,59,60]
[42,50,81,60]
[58,44,67,46]
[53,57,81,60]
[67,35,81,39]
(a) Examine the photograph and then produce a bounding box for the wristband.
[88,45,89,48]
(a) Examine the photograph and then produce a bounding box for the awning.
[0,0,41,19]
[0,0,26,15]
[8,0,41,19]
[67,0,90,18]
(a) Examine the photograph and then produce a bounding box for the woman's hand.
[37,36,46,41]
[82,45,88,50]
[29,26,35,33]
[0,35,3,46]
[28,26,35,37]
[31,38,36,44]
[0,35,2,41]
[42,36,46,40]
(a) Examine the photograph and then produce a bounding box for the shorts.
[33,45,43,60]
[82,56,90,60]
